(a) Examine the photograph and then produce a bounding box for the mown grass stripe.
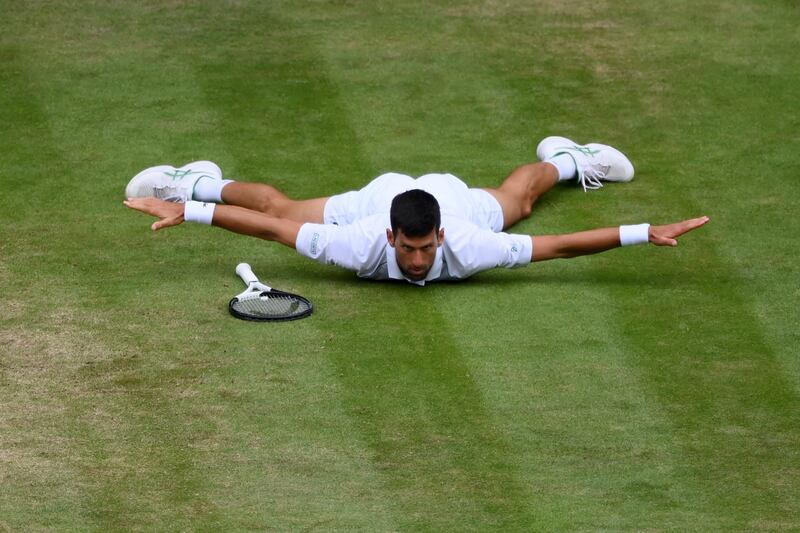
[323,286,540,530]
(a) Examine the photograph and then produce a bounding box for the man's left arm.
[531,216,709,262]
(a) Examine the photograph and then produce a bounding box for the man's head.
[387,189,444,281]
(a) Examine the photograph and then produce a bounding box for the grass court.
[1,0,799,530]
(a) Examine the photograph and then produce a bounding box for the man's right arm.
[123,198,302,249]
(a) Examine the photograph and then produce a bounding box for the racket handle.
[235,262,260,285]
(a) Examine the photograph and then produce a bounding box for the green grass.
[2,0,799,530]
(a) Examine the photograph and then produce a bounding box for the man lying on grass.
[124,136,708,285]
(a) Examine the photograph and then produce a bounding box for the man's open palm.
[649,216,710,247]
[124,198,185,231]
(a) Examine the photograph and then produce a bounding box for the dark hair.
[390,189,441,237]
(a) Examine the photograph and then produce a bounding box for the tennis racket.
[228,263,313,321]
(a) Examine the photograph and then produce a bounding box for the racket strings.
[231,292,311,318]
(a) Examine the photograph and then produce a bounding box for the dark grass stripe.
[324,285,540,530]
[184,11,370,196]
[0,45,69,217]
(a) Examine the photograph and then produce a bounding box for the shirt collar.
[386,244,443,286]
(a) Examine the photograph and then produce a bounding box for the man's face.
[387,228,445,281]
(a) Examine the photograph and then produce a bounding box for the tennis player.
[124,136,709,285]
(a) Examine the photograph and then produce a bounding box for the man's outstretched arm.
[123,198,302,248]
[531,216,709,262]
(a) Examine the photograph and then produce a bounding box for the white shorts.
[323,172,504,232]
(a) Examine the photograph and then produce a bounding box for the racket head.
[228,288,313,322]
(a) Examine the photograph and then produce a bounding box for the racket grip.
[235,263,260,285]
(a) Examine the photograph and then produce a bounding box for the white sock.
[544,153,577,182]
[193,178,234,203]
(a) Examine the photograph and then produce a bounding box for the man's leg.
[225,172,412,227]
[482,137,637,228]
[218,182,329,224]
[483,162,560,229]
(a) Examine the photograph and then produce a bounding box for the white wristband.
[184,201,216,225]
[619,223,650,246]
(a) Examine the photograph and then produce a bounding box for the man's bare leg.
[220,182,328,224]
[484,162,559,230]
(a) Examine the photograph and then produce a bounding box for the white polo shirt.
[295,213,532,285]
[294,172,533,285]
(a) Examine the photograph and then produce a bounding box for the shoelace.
[579,164,609,192]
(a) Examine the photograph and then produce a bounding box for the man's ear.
[386,229,395,247]
[437,228,445,246]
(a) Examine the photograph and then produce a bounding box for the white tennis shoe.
[536,136,634,191]
[125,160,222,202]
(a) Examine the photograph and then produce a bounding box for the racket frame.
[228,263,313,322]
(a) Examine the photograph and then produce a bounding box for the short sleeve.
[296,216,389,275]
[441,217,532,279]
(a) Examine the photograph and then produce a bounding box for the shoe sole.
[125,165,174,198]
[585,143,635,181]
[124,161,223,199]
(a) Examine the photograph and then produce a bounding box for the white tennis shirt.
[294,172,533,285]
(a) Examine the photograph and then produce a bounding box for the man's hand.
[123,197,185,231]
[649,216,710,247]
